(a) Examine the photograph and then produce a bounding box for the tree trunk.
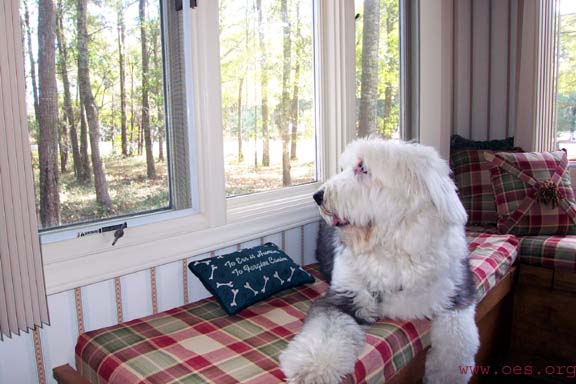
[56,0,82,180]
[280,0,291,186]
[37,0,61,228]
[58,120,69,172]
[54,1,69,173]
[117,1,128,157]
[152,25,164,162]
[382,6,395,138]
[290,74,299,161]
[237,77,244,162]
[358,0,380,137]
[23,0,39,120]
[79,101,91,182]
[158,104,164,161]
[77,0,113,211]
[129,60,135,156]
[383,84,392,137]
[138,122,143,156]
[290,4,301,161]
[256,0,270,167]
[140,0,156,178]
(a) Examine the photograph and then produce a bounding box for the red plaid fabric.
[465,231,519,299]
[519,235,576,271]
[485,150,576,235]
[450,149,522,226]
[75,234,519,384]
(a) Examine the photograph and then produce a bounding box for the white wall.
[419,0,453,160]
[0,222,320,384]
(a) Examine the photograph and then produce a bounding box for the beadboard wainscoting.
[0,222,320,384]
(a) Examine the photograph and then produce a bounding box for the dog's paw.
[280,339,347,384]
[280,306,365,384]
[354,307,378,325]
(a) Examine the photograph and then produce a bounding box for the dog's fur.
[279,139,479,384]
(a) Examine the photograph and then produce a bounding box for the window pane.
[21,0,170,230]
[220,0,317,197]
[557,0,576,159]
[355,0,401,139]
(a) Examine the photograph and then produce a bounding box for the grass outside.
[224,137,317,196]
[33,138,317,229]
[34,153,170,229]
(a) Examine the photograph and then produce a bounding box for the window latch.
[112,223,127,246]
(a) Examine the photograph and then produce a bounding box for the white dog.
[279,138,479,384]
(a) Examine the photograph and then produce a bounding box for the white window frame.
[40,0,357,295]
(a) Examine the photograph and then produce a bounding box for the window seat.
[53,230,519,384]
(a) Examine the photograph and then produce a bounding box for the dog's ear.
[420,157,468,226]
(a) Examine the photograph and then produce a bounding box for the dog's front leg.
[324,288,379,325]
[279,297,365,384]
[424,305,479,384]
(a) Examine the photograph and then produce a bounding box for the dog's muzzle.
[314,189,350,227]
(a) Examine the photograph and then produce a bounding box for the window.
[4,1,414,291]
[557,0,576,159]
[21,0,177,231]
[219,0,317,197]
[355,0,401,139]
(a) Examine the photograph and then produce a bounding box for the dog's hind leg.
[279,298,365,384]
[424,305,479,384]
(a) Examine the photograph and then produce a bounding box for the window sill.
[43,190,320,295]
[227,182,321,222]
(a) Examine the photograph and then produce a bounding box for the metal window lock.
[93,222,128,246]
[76,222,128,245]
[111,222,127,246]
[112,228,124,246]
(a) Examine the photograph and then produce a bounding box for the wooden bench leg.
[53,364,91,384]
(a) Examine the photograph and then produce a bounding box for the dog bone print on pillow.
[189,243,314,315]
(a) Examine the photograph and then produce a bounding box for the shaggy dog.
[279,138,479,384]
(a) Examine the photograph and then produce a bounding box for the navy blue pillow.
[188,243,315,315]
[450,134,515,150]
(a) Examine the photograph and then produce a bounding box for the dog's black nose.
[313,190,324,206]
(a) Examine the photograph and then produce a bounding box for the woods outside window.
[23,0,185,238]
[10,0,414,290]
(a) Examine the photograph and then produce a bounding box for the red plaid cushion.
[519,235,576,271]
[450,149,520,225]
[465,231,519,299]
[75,232,520,384]
[485,150,576,235]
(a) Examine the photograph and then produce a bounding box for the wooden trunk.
[510,265,576,365]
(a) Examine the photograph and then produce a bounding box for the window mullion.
[185,0,226,226]
[316,0,356,180]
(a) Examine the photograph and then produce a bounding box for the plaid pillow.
[484,150,576,235]
[450,149,521,225]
